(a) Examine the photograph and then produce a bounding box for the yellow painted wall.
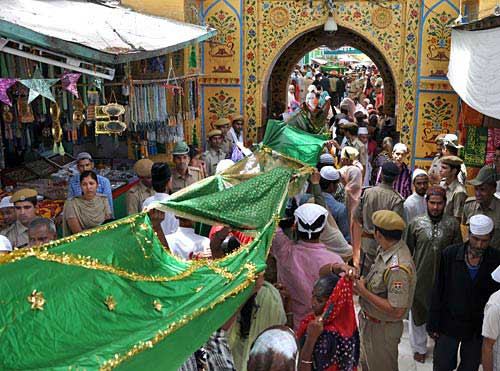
[478,0,499,19]
[122,0,186,21]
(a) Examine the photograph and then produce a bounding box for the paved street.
[399,320,433,371]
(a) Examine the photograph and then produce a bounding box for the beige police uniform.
[202,148,227,177]
[463,196,500,249]
[355,183,405,273]
[171,166,202,193]
[359,239,416,371]
[1,220,29,249]
[126,182,155,215]
[442,179,468,220]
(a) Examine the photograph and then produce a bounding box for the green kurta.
[405,214,462,325]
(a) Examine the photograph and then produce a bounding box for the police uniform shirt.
[171,166,202,193]
[126,181,155,215]
[1,220,29,249]
[442,179,468,219]
[360,239,416,321]
[202,148,227,177]
[463,196,500,249]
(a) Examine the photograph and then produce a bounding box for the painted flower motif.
[393,3,401,10]
[404,79,412,87]
[249,29,256,37]
[247,96,254,105]
[408,56,416,65]
[405,102,414,110]
[407,33,415,42]
[384,43,391,50]
[339,5,346,12]
[354,11,362,18]
[410,9,418,18]
[247,52,255,60]
[217,11,226,21]
[263,2,270,10]
[435,99,443,107]
[270,41,277,48]
[438,39,446,48]
[440,15,449,22]
[219,94,226,102]
[247,6,254,15]
[249,74,256,82]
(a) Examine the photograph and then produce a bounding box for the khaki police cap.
[207,129,223,139]
[440,155,463,167]
[468,166,496,186]
[11,188,38,203]
[172,141,190,156]
[133,159,154,177]
[232,115,244,122]
[214,118,231,128]
[372,210,406,231]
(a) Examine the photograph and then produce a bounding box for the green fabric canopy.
[262,119,327,166]
[0,121,323,369]
[0,166,292,370]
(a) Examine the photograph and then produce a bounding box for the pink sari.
[340,165,363,265]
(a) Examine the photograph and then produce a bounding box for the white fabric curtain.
[448,28,500,120]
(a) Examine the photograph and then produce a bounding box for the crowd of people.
[1,89,500,371]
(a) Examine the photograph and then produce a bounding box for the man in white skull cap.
[482,263,500,371]
[270,202,353,330]
[428,214,500,371]
[403,169,429,222]
[0,235,12,254]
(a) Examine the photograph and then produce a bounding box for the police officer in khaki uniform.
[1,188,38,249]
[354,210,416,371]
[462,166,500,248]
[355,161,405,274]
[202,129,227,177]
[171,141,202,193]
[213,118,233,155]
[440,155,468,223]
[126,159,155,215]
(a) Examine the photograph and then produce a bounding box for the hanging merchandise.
[50,102,65,155]
[60,72,81,98]
[0,78,17,106]
[19,67,58,104]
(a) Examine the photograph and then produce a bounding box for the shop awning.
[448,28,500,120]
[311,58,329,65]
[0,0,216,65]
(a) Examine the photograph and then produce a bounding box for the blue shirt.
[67,174,114,215]
[322,192,351,243]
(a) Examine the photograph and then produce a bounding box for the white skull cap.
[469,214,494,236]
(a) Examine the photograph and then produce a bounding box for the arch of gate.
[263,26,397,120]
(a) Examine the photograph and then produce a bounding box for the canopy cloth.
[0,123,326,370]
[448,28,500,120]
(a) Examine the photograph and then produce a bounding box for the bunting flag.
[19,77,59,104]
[60,72,81,97]
[0,78,17,106]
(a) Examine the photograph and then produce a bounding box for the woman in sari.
[297,274,359,371]
[339,147,363,266]
[63,170,112,236]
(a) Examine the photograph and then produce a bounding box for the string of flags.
[0,70,81,106]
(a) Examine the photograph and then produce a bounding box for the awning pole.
[0,44,115,80]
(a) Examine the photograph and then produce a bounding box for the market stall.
[0,0,215,225]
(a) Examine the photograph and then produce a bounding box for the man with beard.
[463,166,500,249]
[404,169,430,223]
[126,158,155,215]
[428,215,500,371]
[405,186,462,363]
[171,141,202,193]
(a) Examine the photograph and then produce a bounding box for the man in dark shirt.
[427,214,500,371]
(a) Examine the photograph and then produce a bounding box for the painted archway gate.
[200,0,460,168]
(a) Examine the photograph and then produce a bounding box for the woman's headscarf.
[297,277,359,371]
